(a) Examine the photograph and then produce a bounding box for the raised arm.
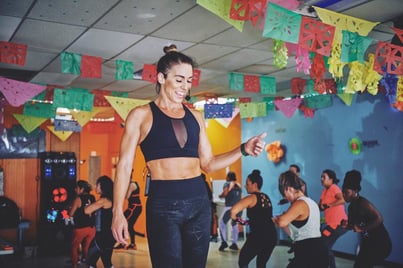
[193,110,266,173]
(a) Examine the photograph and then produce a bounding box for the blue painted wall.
[241,93,403,264]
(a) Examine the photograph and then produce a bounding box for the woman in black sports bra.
[111,44,267,268]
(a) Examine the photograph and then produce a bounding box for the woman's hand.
[111,210,129,245]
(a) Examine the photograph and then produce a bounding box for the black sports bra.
[140,102,200,162]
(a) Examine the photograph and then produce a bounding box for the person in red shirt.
[318,169,348,268]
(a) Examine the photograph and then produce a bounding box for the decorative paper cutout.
[363,53,382,95]
[263,97,276,112]
[298,16,335,56]
[316,78,337,95]
[116,59,134,80]
[204,103,233,119]
[262,2,302,44]
[70,107,107,127]
[142,64,157,83]
[296,45,311,74]
[92,89,111,107]
[314,6,379,44]
[314,6,378,79]
[374,42,403,75]
[197,0,244,31]
[291,77,307,95]
[0,41,27,66]
[80,55,102,78]
[345,61,365,93]
[392,27,403,43]
[215,107,239,128]
[341,30,372,63]
[229,0,267,26]
[105,96,149,121]
[397,76,403,102]
[23,101,56,118]
[47,126,74,142]
[229,72,244,91]
[239,102,267,118]
[13,114,47,133]
[239,97,252,103]
[269,0,301,10]
[265,141,284,163]
[274,98,302,118]
[54,119,82,132]
[310,53,326,86]
[327,43,345,78]
[192,69,201,87]
[0,77,46,107]
[244,75,260,92]
[304,94,332,109]
[52,88,94,111]
[272,39,288,68]
[61,52,81,75]
[260,76,276,94]
[379,70,398,98]
[337,93,355,106]
[299,104,314,118]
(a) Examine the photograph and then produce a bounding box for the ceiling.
[0,0,402,101]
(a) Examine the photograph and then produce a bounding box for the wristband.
[240,143,249,156]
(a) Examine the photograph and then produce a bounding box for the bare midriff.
[147,157,201,180]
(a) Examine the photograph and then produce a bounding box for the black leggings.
[238,234,277,268]
[124,204,142,244]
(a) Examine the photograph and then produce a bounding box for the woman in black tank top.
[230,169,277,268]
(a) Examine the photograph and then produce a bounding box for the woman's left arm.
[84,198,105,215]
[357,199,383,232]
[230,195,256,220]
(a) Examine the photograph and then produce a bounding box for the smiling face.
[158,63,193,103]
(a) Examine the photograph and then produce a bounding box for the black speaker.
[39,151,76,225]
[38,152,77,255]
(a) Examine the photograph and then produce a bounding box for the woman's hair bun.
[163,44,177,54]
[252,169,261,176]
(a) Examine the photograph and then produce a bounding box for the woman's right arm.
[272,200,307,228]
[112,106,147,244]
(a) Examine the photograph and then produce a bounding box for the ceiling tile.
[152,5,231,42]
[0,0,35,17]
[116,36,194,66]
[201,48,272,71]
[27,0,120,27]
[11,19,86,51]
[0,49,57,71]
[182,44,238,65]
[204,21,266,47]
[67,28,144,59]
[0,15,21,41]
[94,0,196,35]
[31,72,78,86]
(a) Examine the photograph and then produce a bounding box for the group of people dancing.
[227,166,392,268]
[68,173,142,268]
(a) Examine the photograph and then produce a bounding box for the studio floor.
[1,235,394,268]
